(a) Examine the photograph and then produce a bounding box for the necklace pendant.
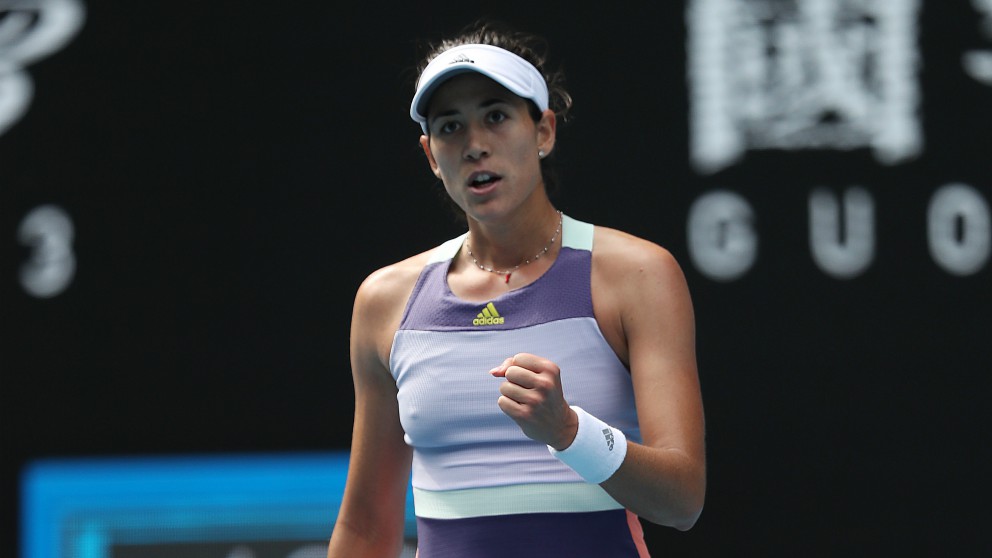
[504,273,512,284]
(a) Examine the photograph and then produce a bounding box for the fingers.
[507,353,558,374]
[502,365,555,391]
[498,375,544,404]
[489,353,559,378]
[489,357,513,377]
[491,353,563,409]
[492,354,572,447]
[496,394,522,415]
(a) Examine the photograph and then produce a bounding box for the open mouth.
[468,172,501,189]
[470,173,497,185]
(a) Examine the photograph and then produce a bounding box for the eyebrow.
[430,98,510,124]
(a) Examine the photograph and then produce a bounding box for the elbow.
[645,501,703,531]
[618,448,706,531]
[639,501,703,532]
[671,502,704,531]
[673,463,706,530]
[641,480,705,531]
[673,478,706,531]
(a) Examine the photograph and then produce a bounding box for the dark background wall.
[3,1,990,556]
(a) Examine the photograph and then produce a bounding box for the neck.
[464,208,563,282]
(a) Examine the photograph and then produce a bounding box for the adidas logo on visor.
[449,53,474,64]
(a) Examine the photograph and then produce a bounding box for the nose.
[463,123,490,161]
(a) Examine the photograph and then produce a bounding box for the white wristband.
[548,406,627,484]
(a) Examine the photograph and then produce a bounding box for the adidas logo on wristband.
[549,406,628,484]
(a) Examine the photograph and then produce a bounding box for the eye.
[487,110,508,124]
[433,119,461,135]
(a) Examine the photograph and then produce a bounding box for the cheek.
[433,154,456,181]
[428,141,456,173]
[510,140,540,176]
[441,182,470,212]
[431,152,463,192]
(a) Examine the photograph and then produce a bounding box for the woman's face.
[420,73,555,220]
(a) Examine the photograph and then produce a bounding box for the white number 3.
[18,204,75,298]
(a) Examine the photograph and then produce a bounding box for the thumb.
[489,357,514,377]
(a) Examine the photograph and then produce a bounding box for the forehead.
[426,73,526,116]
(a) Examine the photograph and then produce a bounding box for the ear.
[536,109,557,158]
[420,135,442,178]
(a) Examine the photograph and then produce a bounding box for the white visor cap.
[410,44,549,134]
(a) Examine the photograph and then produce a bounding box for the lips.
[467,171,502,193]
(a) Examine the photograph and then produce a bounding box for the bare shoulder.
[591,225,687,288]
[589,226,693,365]
[351,249,434,367]
[354,250,433,314]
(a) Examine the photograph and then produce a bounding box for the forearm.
[326,515,404,558]
[326,427,411,558]
[599,441,706,530]
[548,406,705,530]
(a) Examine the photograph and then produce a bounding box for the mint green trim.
[413,482,622,519]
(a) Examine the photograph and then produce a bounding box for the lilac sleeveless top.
[389,215,648,557]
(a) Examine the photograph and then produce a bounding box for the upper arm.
[594,230,705,464]
[329,267,418,555]
[624,247,704,458]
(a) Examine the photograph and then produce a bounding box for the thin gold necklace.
[465,211,563,284]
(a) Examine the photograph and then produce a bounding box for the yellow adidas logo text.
[473,302,505,326]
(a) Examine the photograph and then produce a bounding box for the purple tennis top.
[389,215,649,557]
